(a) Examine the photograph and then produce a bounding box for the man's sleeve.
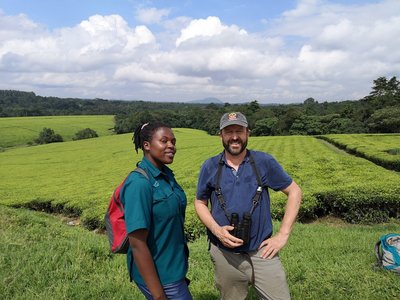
[196,161,212,200]
[265,157,292,191]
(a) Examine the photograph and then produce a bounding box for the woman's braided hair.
[133,122,170,153]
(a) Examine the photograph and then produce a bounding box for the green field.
[1,116,400,299]
[318,134,400,171]
[0,128,398,232]
[0,115,115,148]
[1,205,399,299]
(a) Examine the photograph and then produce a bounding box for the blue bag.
[375,233,400,274]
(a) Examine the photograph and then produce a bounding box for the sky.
[0,0,399,104]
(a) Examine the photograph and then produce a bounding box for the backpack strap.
[215,155,230,220]
[114,167,149,215]
[134,167,149,180]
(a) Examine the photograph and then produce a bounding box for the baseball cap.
[219,112,248,130]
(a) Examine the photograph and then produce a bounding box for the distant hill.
[188,97,224,105]
[2,78,399,137]
[0,90,198,117]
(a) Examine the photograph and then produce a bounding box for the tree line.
[1,76,399,135]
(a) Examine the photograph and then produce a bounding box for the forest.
[1,76,399,135]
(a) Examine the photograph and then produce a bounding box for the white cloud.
[0,14,155,73]
[264,0,400,101]
[0,11,44,40]
[135,7,170,24]
[297,45,348,76]
[283,0,320,18]
[1,1,400,103]
[114,62,209,85]
[176,16,247,47]
[15,71,107,88]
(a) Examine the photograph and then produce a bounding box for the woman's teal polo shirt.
[120,157,188,286]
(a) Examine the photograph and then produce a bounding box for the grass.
[1,118,399,299]
[0,205,144,300]
[0,115,115,149]
[1,205,399,300]
[283,218,400,299]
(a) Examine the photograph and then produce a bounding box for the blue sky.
[1,0,298,30]
[0,0,399,103]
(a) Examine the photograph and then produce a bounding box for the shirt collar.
[140,156,173,179]
[220,149,250,165]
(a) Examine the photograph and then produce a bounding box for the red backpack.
[104,167,149,254]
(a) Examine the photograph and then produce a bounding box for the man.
[194,112,301,300]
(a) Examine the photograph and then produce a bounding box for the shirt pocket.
[173,184,187,205]
[152,188,179,221]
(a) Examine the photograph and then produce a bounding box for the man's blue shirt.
[196,150,292,252]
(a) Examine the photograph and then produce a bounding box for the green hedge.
[315,186,400,223]
[317,134,400,171]
[2,131,400,239]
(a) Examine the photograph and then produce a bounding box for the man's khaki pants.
[209,243,291,300]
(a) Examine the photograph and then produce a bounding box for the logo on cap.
[228,113,238,120]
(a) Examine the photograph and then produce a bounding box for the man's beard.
[223,138,248,156]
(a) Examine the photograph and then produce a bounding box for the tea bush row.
[317,134,400,171]
[1,130,399,241]
[250,135,400,227]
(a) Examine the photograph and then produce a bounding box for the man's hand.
[212,224,244,248]
[258,232,289,259]
[195,199,244,248]
[258,181,301,259]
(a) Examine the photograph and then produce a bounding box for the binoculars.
[230,212,252,244]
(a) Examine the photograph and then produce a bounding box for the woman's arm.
[128,229,167,300]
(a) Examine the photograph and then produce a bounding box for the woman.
[121,122,192,300]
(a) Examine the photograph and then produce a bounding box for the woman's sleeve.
[122,176,153,234]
